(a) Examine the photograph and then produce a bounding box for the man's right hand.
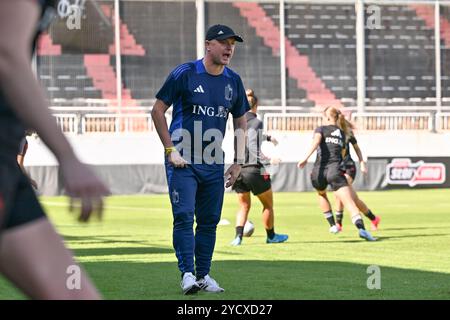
[168,150,188,168]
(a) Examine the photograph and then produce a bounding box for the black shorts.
[343,161,357,181]
[0,158,46,231]
[311,162,348,192]
[233,166,271,196]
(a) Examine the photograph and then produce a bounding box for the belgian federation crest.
[171,189,180,204]
[225,84,233,101]
[216,106,228,118]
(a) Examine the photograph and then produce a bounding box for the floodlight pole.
[356,0,366,113]
[435,1,442,113]
[114,0,122,112]
[280,0,287,113]
[31,51,38,77]
[196,0,205,59]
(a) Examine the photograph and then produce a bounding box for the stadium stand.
[35,1,449,111]
[365,4,437,106]
[119,1,197,101]
[84,54,136,107]
[37,1,112,101]
[37,55,102,100]
[37,32,62,56]
[101,5,146,56]
[50,0,113,54]
[261,2,355,107]
[252,2,344,108]
[206,2,314,107]
[38,2,142,104]
[260,3,447,107]
[438,5,450,106]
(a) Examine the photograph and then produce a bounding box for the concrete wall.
[23,131,450,195]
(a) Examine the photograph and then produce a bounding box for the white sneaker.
[181,272,200,295]
[197,274,225,293]
[329,225,340,234]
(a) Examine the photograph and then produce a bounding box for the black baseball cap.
[205,24,244,42]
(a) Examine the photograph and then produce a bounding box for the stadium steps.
[365,4,437,103]
[410,4,450,46]
[37,55,102,100]
[271,3,438,105]
[206,2,287,103]
[264,3,357,104]
[84,54,147,131]
[100,4,146,56]
[263,3,440,105]
[37,32,61,56]
[84,54,136,107]
[118,1,196,100]
[233,1,342,109]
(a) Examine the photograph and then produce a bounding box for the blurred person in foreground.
[0,0,110,299]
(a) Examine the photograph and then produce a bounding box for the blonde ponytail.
[337,113,348,137]
[246,89,258,109]
[324,107,354,142]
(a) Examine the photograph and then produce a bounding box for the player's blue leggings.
[165,163,224,278]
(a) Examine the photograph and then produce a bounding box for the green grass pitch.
[1,189,450,300]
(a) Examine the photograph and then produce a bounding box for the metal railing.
[53,111,450,134]
[351,112,434,131]
[263,113,324,131]
[53,113,161,134]
[263,111,439,132]
[81,114,153,133]
[54,114,79,134]
[436,112,450,131]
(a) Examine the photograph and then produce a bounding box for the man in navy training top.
[151,24,249,294]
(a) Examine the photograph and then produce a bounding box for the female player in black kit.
[297,107,376,241]
[0,0,109,299]
[334,118,380,231]
[231,89,288,245]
